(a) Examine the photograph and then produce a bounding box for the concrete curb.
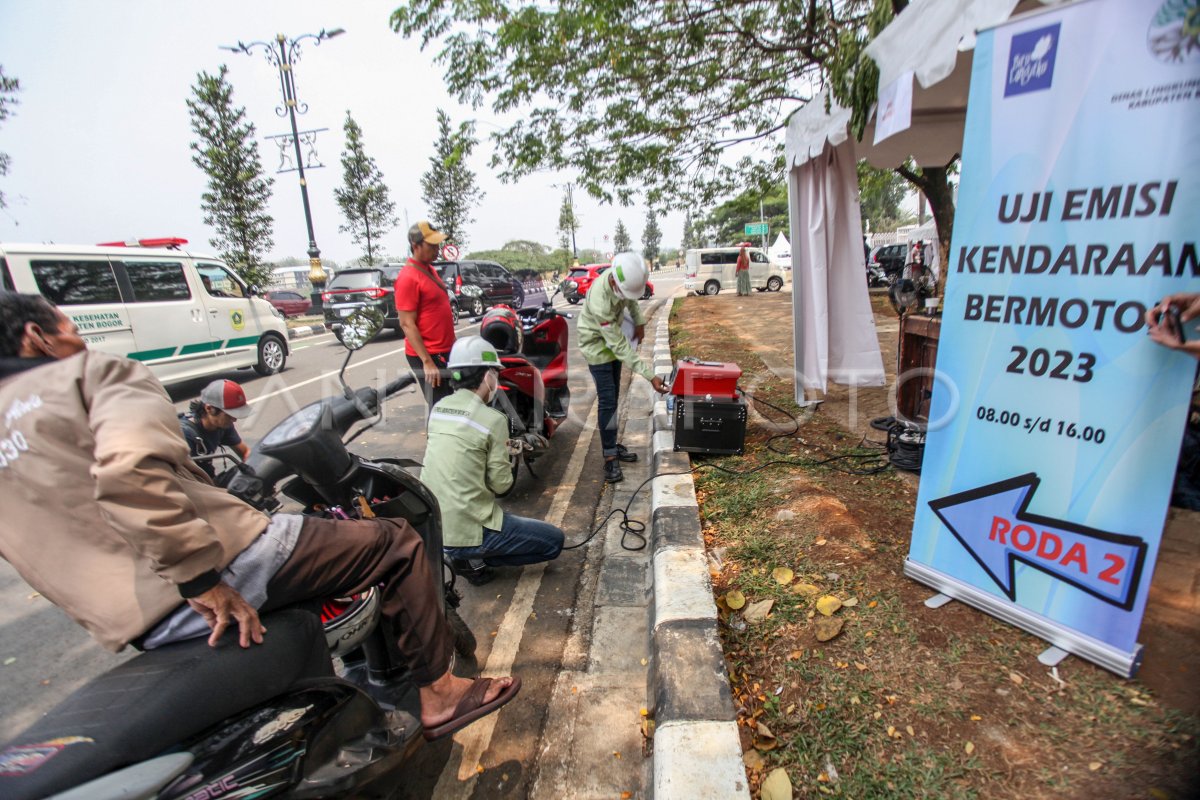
[287,323,328,340]
[646,316,749,798]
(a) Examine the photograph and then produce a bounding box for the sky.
[0,1,690,265]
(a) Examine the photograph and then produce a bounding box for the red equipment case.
[669,359,742,401]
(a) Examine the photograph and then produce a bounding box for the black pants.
[406,352,453,411]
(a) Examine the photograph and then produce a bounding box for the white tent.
[768,232,791,265]
[783,0,1057,397]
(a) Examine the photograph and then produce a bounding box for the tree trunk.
[896,162,956,299]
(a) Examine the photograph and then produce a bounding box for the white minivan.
[1,239,290,385]
[684,247,788,295]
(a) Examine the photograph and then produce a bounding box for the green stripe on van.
[179,341,222,355]
[128,347,177,362]
[227,335,260,348]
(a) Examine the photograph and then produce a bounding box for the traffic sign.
[442,243,460,260]
[744,222,769,236]
[605,251,614,260]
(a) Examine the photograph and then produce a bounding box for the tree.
[334,111,398,266]
[642,209,662,265]
[186,66,274,287]
[613,219,632,252]
[391,0,959,292]
[420,108,484,248]
[556,187,580,268]
[681,210,696,251]
[0,66,19,211]
[703,182,788,246]
[857,161,912,232]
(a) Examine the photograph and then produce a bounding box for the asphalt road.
[0,273,684,797]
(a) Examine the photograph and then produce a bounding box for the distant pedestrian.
[736,244,751,296]
[396,221,457,413]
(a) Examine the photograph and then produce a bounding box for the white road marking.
[434,399,599,794]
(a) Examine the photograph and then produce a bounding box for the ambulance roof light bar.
[96,237,189,250]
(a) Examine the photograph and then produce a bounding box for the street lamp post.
[222,28,344,311]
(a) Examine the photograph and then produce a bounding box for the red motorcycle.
[478,292,572,482]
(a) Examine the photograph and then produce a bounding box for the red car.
[262,289,313,318]
[561,263,654,304]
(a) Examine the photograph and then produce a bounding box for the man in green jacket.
[577,252,667,483]
[422,336,564,586]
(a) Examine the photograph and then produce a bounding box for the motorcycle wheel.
[447,606,477,662]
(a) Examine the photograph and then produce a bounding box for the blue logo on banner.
[1005,23,1061,96]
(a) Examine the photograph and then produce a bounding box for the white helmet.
[447,335,502,378]
[610,252,648,300]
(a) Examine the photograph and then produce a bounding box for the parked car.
[683,248,786,296]
[561,263,654,304]
[436,259,516,317]
[321,264,404,338]
[262,289,312,318]
[869,243,908,279]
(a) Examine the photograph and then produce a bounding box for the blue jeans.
[445,512,564,567]
[588,360,622,458]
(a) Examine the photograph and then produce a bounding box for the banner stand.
[905,559,1143,678]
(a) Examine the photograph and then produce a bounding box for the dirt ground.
[670,291,1200,799]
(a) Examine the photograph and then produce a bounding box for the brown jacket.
[0,351,269,651]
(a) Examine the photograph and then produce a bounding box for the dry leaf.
[814,616,844,642]
[970,714,982,721]
[842,597,859,607]
[792,582,821,596]
[1088,762,1103,772]
[760,767,793,800]
[965,741,975,755]
[640,708,649,717]
[744,749,766,771]
[772,567,795,585]
[725,590,746,610]
[816,596,843,616]
[756,721,775,739]
[815,538,827,546]
[1009,672,1024,686]
[744,599,775,623]
[906,726,915,737]
[868,600,878,608]
[855,662,868,671]
[622,793,633,799]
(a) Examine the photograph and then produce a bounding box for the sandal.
[423,676,522,741]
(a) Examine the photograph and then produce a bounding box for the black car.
[870,243,909,278]
[322,264,404,338]
[436,259,516,317]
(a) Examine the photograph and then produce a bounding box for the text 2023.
[1006,347,1096,382]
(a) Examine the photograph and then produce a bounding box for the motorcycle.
[1,310,475,800]
[866,261,890,288]
[477,292,572,485]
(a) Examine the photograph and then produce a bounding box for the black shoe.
[604,459,624,483]
[615,443,638,463]
[451,558,495,587]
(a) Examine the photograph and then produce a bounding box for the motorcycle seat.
[0,609,332,800]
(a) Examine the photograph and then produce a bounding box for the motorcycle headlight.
[461,284,483,297]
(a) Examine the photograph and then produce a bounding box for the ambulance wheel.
[254,334,287,375]
[704,281,721,296]
[766,276,783,292]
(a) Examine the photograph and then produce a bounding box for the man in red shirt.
[395,221,458,410]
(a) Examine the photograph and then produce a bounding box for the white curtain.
[790,139,886,396]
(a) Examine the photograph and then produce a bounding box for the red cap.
[199,379,251,419]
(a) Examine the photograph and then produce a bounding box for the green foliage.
[420,108,484,248]
[642,209,662,264]
[613,219,631,252]
[826,0,896,140]
[556,186,580,267]
[681,209,698,250]
[0,65,19,210]
[390,0,872,207]
[186,66,275,287]
[464,239,558,273]
[702,182,788,246]
[334,111,398,266]
[857,160,912,231]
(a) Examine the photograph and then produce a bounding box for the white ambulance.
[684,247,788,295]
[0,238,290,385]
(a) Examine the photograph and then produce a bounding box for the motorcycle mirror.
[340,309,385,351]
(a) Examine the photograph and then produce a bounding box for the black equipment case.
[672,396,747,455]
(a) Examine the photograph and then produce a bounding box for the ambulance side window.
[751,252,768,263]
[196,263,246,299]
[121,260,191,302]
[0,257,13,291]
[31,260,122,305]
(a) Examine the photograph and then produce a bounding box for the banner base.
[904,559,1143,678]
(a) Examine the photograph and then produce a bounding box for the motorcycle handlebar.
[383,373,417,399]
